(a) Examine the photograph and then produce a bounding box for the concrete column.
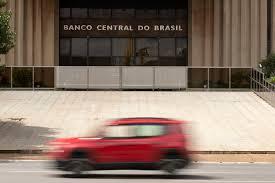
[231,0,241,66]
[240,0,250,67]
[222,0,231,67]
[24,0,34,66]
[259,0,267,60]
[204,0,213,66]
[213,0,221,66]
[250,0,260,67]
[15,0,24,66]
[34,0,42,66]
[5,0,16,66]
[42,0,55,66]
[190,0,205,66]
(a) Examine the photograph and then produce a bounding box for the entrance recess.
[58,0,188,89]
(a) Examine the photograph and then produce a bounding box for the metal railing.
[251,68,275,107]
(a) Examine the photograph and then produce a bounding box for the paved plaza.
[0,91,274,151]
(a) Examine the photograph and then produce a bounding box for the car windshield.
[103,124,166,138]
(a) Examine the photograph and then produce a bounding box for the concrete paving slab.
[0,91,274,151]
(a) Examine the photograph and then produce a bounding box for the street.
[0,161,275,183]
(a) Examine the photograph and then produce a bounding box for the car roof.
[107,117,183,126]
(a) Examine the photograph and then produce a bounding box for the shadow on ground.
[0,120,57,150]
[57,173,217,180]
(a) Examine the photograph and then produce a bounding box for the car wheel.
[67,159,89,175]
[68,151,91,175]
[160,159,178,175]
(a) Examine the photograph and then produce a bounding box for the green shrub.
[267,76,275,84]
[260,54,275,78]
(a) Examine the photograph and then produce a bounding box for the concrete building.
[0,0,274,90]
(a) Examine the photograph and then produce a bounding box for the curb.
[1,150,275,155]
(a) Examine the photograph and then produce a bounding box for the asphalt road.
[0,161,275,183]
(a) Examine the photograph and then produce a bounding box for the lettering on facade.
[63,24,184,32]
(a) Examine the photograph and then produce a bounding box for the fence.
[251,68,275,107]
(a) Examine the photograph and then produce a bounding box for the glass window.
[135,125,165,137]
[136,9,157,18]
[112,9,135,18]
[104,125,135,138]
[159,38,175,56]
[135,57,159,66]
[60,39,70,56]
[88,57,111,66]
[71,38,87,66]
[159,9,175,18]
[159,57,186,66]
[112,38,134,57]
[188,68,208,88]
[89,38,111,56]
[209,68,229,88]
[60,8,70,18]
[112,57,134,66]
[176,38,187,57]
[231,68,251,88]
[136,38,158,57]
[89,9,111,18]
[34,67,54,88]
[12,68,33,88]
[71,8,88,18]
[176,9,187,18]
[0,67,11,88]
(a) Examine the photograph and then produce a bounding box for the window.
[135,57,158,66]
[89,38,111,56]
[0,67,11,88]
[12,68,33,88]
[176,38,187,57]
[188,68,208,88]
[159,38,175,56]
[89,9,111,18]
[34,67,54,88]
[112,9,135,18]
[60,8,70,18]
[231,68,251,88]
[103,124,166,138]
[112,38,134,56]
[71,8,88,18]
[60,39,71,66]
[104,125,136,138]
[136,9,157,18]
[209,68,229,88]
[71,38,87,66]
[159,9,175,18]
[136,38,158,57]
[135,125,165,137]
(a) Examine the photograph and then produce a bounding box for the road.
[0,161,275,183]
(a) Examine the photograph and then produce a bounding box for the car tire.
[68,151,91,175]
[160,158,179,175]
[160,151,184,175]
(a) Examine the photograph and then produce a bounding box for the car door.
[95,125,138,163]
[125,124,165,163]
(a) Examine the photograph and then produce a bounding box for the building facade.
[0,0,274,89]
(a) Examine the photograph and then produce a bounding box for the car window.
[104,125,135,138]
[135,125,165,137]
[104,124,166,138]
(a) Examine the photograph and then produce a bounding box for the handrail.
[251,68,275,108]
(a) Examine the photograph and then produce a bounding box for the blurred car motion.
[46,117,191,175]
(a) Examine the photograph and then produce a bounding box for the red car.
[47,117,191,175]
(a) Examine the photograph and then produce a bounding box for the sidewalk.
[0,91,275,151]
